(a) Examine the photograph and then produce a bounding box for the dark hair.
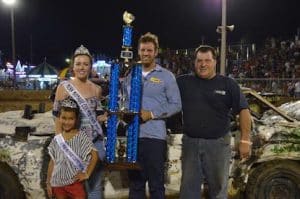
[194,45,217,60]
[138,32,159,51]
[59,98,81,128]
[60,106,80,117]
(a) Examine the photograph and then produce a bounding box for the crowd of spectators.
[227,37,300,79]
[1,35,300,96]
[156,36,300,97]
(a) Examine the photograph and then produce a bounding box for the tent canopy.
[28,60,58,77]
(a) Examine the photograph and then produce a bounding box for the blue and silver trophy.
[106,11,142,170]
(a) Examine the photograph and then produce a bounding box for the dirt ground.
[0,90,53,113]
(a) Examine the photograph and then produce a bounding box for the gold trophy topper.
[123,11,135,25]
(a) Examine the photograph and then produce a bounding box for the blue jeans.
[86,139,105,199]
[128,138,167,199]
[179,134,231,199]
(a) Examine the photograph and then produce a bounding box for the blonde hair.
[138,32,159,51]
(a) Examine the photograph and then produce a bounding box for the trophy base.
[104,158,141,171]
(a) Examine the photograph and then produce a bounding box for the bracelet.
[240,140,252,145]
[150,111,155,119]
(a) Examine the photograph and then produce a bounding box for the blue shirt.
[125,64,182,140]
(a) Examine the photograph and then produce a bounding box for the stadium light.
[2,0,16,5]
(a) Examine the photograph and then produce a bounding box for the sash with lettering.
[62,81,103,137]
[54,134,86,171]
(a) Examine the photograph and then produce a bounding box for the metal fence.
[235,78,300,97]
[0,75,58,90]
[1,76,300,97]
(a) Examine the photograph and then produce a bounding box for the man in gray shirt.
[125,32,181,199]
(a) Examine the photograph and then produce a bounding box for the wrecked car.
[1,89,300,199]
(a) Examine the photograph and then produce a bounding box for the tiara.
[61,98,78,109]
[74,45,91,57]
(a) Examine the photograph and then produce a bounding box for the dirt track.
[0,90,53,113]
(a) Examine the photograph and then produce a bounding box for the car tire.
[245,160,300,199]
[0,162,25,199]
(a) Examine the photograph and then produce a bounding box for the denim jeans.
[179,134,231,199]
[128,138,167,199]
[85,139,105,199]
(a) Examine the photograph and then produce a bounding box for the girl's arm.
[74,149,99,181]
[85,149,99,178]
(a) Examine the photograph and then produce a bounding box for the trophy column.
[105,11,141,169]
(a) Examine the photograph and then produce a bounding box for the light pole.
[217,0,234,76]
[2,0,16,87]
[220,0,226,76]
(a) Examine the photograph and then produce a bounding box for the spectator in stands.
[294,80,300,98]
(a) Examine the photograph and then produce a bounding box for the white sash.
[54,134,86,171]
[62,81,103,137]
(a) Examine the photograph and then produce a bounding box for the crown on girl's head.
[74,45,91,57]
[61,98,78,109]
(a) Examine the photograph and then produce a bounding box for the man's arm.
[239,108,252,159]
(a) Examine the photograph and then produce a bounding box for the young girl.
[47,98,98,199]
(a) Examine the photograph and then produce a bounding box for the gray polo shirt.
[125,64,182,140]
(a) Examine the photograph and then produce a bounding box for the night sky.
[0,0,299,68]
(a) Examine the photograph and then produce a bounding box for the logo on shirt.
[150,77,162,83]
[214,90,226,95]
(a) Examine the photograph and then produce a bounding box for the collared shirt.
[125,64,182,140]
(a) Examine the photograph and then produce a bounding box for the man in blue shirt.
[125,32,182,199]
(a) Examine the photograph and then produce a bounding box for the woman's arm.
[95,84,108,123]
[53,84,67,134]
[46,159,54,198]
